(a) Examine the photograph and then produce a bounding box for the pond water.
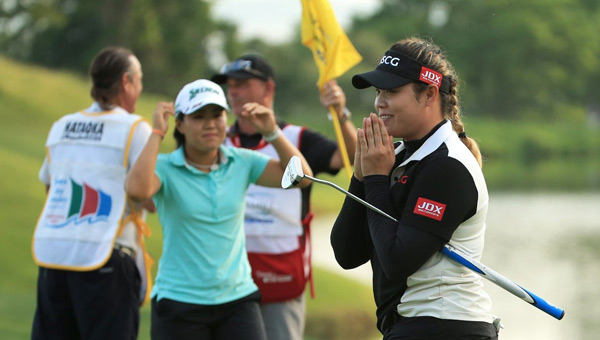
[311,192,600,340]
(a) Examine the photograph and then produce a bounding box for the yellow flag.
[301,0,362,88]
[301,0,361,179]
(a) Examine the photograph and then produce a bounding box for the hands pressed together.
[354,113,395,181]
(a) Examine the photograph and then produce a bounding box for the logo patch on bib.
[46,179,112,228]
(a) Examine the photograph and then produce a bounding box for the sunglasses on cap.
[219,60,269,80]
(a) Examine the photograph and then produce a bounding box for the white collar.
[395,120,453,168]
[85,102,128,115]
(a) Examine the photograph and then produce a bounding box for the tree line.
[2,0,599,121]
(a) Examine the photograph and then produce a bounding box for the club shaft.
[305,175,397,222]
[308,174,565,320]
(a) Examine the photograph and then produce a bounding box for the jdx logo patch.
[419,67,443,88]
[413,197,446,221]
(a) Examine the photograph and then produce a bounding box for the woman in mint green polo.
[125,79,312,340]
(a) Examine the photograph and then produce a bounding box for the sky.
[211,0,382,43]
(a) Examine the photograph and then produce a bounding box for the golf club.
[282,156,565,320]
[282,155,395,221]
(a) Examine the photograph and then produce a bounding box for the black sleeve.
[300,128,339,175]
[363,175,446,282]
[399,157,478,240]
[330,176,371,269]
[362,158,478,282]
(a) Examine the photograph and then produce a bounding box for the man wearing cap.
[212,55,357,340]
[32,46,153,340]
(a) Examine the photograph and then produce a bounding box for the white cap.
[174,79,229,116]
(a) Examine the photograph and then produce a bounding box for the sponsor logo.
[246,197,273,212]
[413,197,446,221]
[189,88,200,100]
[397,175,409,184]
[47,179,112,228]
[62,121,104,141]
[245,217,274,224]
[189,87,220,101]
[420,67,443,88]
[255,270,293,283]
[380,55,401,67]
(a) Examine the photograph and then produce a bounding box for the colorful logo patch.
[48,179,112,228]
[419,67,443,88]
[413,197,446,221]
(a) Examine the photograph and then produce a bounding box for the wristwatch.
[327,107,352,124]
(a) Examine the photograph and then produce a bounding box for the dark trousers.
[384,316,499,340]
[31,249,141,340]
[151,291,267,340]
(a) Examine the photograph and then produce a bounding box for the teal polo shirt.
[151,145,269,305]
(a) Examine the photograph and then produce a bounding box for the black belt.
[114,244,136,259]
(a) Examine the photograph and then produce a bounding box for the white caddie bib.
[225,125,303,238]
[33,110,143,271]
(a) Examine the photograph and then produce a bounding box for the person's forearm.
[268,130,313,179]
[339,114,358,164]
[329,109,358,169]
[330,176,370,268]
[125,133,162,200]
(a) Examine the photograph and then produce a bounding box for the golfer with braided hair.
[331,37,500,339]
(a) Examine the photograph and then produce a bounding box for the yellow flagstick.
[301,0,362,180]
[327,105,353,179]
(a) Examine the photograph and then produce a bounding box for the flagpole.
[326,104,353,180]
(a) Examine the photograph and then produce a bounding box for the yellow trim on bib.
[121,199,154,306]
[123,117,150,168]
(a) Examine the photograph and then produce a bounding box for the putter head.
[281,155,305,189]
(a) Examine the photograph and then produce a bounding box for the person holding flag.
[211,54,357,340]
[301,0,363,179]
[211,1,362,338]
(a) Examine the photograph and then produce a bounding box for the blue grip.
[441,246,565,320]
[521,287,565,320]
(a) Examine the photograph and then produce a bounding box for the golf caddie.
[31,46,153,340]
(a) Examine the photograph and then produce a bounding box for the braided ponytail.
[445,75,483,167]
[390,37,483,167]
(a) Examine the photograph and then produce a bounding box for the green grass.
[0,56,375,340]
